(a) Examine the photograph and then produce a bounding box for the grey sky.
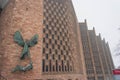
[72,0,120,68]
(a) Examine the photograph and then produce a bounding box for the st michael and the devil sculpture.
[12,31,38,72]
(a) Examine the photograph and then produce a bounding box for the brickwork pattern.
[0,0,86,80]
[42,0,74,74]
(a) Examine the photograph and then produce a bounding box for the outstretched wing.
[14,31,24,46]
[27,34,38,47]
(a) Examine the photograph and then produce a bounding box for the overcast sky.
[72,0,120,68]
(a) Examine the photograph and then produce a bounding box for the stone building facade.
[0,0,114,80]
[79,20,114,80]
[0,0,86,80]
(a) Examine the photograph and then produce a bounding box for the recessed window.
[49,49,52,54]
[43,38,45,43]
[63,46,65,50]
[56,60,58,72]
[64,55,66,60]
[61,50,63,55]
[55,49,57,54]
[70,66,72,71]
[46,43,48,48]
[55,40,57,44]
[52,35,54,39]
[43,28,46,33]
[58,36,60,40]
[53,65,55,71]
[62,60,64,72]
[52,54,55,59]
[46,54,48,59]
[49,39,51,43]
[49,30,51,34]
[46,34,48,38]
[43,48,45,53]
[58,55,60,60]
[46,65,48,72]
[58,45,60,49]
[60,40,62,45]
[65,66,67,71]
[59,66,61,71]
[42,60,45,72]
[49,60,51,72]
[52,44,54,49]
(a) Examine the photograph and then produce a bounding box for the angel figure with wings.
[12,31,38,72]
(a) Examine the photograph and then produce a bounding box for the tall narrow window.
[56,60,58,72]
[49,60,51,72]
[62,60,64,72]
[70,66,72,71]
[52,54,55,60]
[67,61,69,71]
[46,54,48,59]
[52,35,54,39]
[46,25,48,29]
[53,65,55,72]
[46,65,48,72]
[43,28,46,33]
[65,66,67,71]
[46,34,48,38]
[46,43,48,48]
[43,38,45,43]
[58,55,60,60]
[59,66,61,71]
[42,60,45,72]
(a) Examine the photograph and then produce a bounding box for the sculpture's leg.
[28,49,31,59]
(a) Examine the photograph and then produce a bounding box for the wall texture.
[0,0,86,80]
[0,0,43,79]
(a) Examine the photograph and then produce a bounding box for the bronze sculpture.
[12,31,38,72]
